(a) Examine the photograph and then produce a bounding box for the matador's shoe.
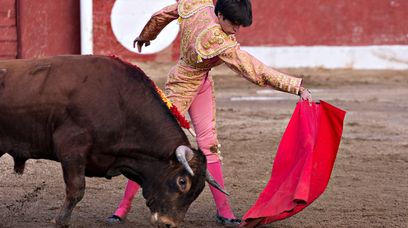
[106,215,125,225]
[216,214,241,227]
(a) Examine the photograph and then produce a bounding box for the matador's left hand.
[133,36,151,53]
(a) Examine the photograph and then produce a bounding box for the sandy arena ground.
[0,62,407,227]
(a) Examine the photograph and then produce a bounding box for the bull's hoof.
[216,214,241,227]
[106,215,125,225]
[51,218,70,228]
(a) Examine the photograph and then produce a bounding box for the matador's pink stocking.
[207,161,236,219]
[188,76,236,219]
[114,180,140,218]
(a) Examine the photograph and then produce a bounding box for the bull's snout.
[151,212,178,228]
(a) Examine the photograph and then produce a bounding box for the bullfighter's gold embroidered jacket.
[138,0,303,113]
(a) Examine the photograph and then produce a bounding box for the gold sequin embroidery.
[178,0,214,18]
[196,25,237,60]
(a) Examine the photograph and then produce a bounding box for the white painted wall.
[110,0,179,54]
[242,45,408,70]
[80,0,93,54]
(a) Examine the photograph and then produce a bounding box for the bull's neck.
[114,155,168,188]
[121,76,191,159]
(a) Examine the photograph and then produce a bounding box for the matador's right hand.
[133,37,151,53]
[299,86,313,103]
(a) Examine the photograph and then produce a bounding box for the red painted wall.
[0,0,17,59]
[93,0,408,62]
[17,0,80,58]
[1,0,407,60]
[237,0,408,46]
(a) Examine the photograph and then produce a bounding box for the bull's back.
[0,55,124,104]
[0,55,134,154]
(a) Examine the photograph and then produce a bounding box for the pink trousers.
[114,76,235,219]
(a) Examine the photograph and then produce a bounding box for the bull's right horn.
[176,145,195,176]
[206,170,230,196]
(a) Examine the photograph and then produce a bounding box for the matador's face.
[217,13,241,35]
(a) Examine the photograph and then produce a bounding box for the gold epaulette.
[195,25,238,61]
[178,0,214,19]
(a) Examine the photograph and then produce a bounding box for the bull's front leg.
[53,121,91,226]
[55,157,87,226]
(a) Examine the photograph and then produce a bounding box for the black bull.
[0,55,225,227]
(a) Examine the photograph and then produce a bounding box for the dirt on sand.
[0,62,407,227]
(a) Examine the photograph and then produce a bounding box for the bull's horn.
[206,170,230,196]
[175,145,194,176]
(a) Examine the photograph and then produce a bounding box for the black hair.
[215,0,252,27]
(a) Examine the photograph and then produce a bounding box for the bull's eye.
[179,177,186,188]
[176,176,191,193]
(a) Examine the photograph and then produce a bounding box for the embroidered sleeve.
[139,3,179,41]
[219,45,303,95]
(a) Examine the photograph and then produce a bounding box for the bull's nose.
[158,219,177,228]
[150,213,178,228]
[151,212,159,224]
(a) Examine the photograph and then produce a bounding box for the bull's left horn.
[176,145,194,176]
[206,170,230,196]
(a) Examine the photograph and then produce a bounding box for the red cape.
[242,100,346,227]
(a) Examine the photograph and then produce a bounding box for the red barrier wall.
[0,0,17,59]
[93,0,408,62]
[1,0,407,61]
[237,0,408,46]
[16,0,80,58]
